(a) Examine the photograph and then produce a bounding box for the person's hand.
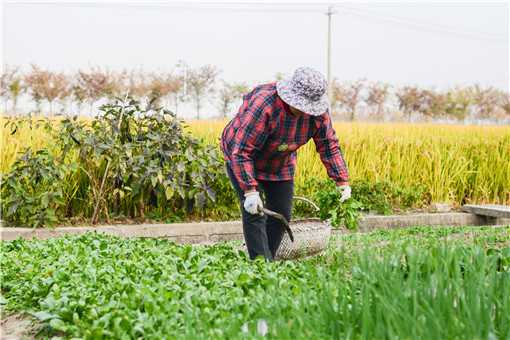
[337,184,352,203]
[244,191,264,215]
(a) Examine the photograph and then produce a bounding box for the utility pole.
[326,5,337,105]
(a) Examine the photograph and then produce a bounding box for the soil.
[0,313,38,340]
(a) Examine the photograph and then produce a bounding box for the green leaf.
[165,187,174,200]
[49,318,68,331]
[32,311,58,321]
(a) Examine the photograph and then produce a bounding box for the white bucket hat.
[276,67,329,116]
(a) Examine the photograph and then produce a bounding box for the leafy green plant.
[1,149,67,227]
[2,97,232,227]
[300,177,428,221]
[350,179,392,214]
[312,180,363,229]
[56,98,229,222]
[1,227,509,339]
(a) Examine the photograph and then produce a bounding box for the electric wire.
[7,0,507,43]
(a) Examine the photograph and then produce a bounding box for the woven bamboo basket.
[274,217,331,260]
[262,196,331,260]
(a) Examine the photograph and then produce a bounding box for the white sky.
[1,1,509,116]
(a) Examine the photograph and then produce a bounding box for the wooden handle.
[260,207,294,242]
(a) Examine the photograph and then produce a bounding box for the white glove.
[244,191,264,215]
[337,185,352,203]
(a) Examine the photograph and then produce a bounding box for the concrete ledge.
[355,212,507,232]
[462,204,510,218]
[1,213,509,243]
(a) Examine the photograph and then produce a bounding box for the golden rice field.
[2,118,510,206]
[187,120,510,206]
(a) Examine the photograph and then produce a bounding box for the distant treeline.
[1,64,509,122]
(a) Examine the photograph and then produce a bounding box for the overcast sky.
[1,1,509,116]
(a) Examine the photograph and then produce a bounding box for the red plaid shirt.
[220,83,349,192]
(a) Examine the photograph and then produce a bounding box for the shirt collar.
[276,94,291,114]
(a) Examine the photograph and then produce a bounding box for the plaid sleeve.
[312,112,349,185]
[229,93,271,192]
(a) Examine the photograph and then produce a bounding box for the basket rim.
[289,217,326,225]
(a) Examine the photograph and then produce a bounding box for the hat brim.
[276,79,329,116]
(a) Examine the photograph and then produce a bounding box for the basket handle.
[293,196,320,212]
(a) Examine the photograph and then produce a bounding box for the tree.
[71,80,88,115]
[366,81,390,120]
[24,65,69,115]
[166,75,184,115]
[218,81,249,118]
[56,75,72,115]
[395,86,424,122]
[146,72,182,110]
[472,85,502,119]
[331,79,365,121]
[443,87,473,121]
[498,91,510,118]
[77,67,121,114]
[120,70,148,100]
[418,89,447,119]
[186,64,219,119]
[24,65,45,112]
[1,65,24,115]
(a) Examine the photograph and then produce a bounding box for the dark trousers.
[226,165,293,261]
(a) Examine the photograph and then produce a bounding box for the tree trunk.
[173,97,179,116]
[377,103,383,119]
[61,99,69,115]
[196,99,200,120]
[223,101,230,118]
[76,102,81,115]
[12,96,18,116]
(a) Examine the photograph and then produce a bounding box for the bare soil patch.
[0,313,38,340]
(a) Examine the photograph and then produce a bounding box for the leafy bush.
[59,98,230,221]
[1,149,67,227]
[350,180,392,214]
[2,98,229,227]
[351,179,428,214]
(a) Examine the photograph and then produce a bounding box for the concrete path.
[2,212,508,242]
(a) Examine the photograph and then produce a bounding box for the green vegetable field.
[2,226,509,339]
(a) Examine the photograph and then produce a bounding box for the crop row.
[1,226,509,338]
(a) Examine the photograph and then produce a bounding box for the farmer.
[221,67,351,261]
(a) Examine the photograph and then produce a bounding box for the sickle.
[258,207,294,242]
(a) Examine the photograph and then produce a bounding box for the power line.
[337,4,507,43]
[7,2,326,13]
[341,4,506,39]
[8,1,507,42]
